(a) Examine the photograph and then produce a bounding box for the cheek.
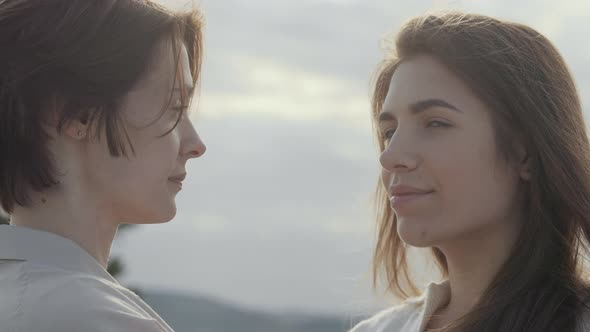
[96,153,177,222]
[436,139,519,229]
[127,140,179,187]
[87,134,178,193]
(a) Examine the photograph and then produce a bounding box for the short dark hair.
[0,0,204,213]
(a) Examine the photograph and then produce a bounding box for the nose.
[180,117,206,159]
[379,130,418,173]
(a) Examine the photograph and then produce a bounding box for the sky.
[111,0,590,319]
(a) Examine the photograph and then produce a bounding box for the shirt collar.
[0,225,117,283]
[417,280,451,330]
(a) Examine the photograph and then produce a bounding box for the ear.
[63,115,89,140]
[45,96,90,140]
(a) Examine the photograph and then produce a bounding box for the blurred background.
[4,0,588,331]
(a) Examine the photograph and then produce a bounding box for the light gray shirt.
[0,225,174,332]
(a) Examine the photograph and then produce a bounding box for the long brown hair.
[371,13,590,331]
[0,0,204,213]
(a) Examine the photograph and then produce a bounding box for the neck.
[10,186,119,269]
[431,217,521,327]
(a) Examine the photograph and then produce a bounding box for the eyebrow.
[378,98,463,122]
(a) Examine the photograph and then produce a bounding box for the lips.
[168,173,186,188]
[169,173,186,182]
[169,178,183,186]
[388,185,434,209]
[389,185,433,197]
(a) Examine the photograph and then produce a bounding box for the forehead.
[383,55,476,112]
[132,38,193,96]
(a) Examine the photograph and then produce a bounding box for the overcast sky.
[111,0,590,320]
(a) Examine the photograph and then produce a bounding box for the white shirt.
[0,225,174,332]
[350,280,590,332]
[350,281,450,332]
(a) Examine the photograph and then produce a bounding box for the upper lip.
[169,173,186,182]
[389,185,433,197]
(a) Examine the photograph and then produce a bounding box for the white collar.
[415,280,451,331]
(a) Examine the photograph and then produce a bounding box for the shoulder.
[349,297,425,332]
[20,264,164,331]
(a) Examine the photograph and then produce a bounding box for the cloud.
[179,112,379,234]
[195,0,590,121]
[199,53,371,125]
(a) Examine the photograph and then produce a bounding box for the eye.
[426,120,450,128]
[381,128,396,141]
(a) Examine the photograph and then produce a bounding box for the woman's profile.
[0,1,205,331]
[351,12,590,332]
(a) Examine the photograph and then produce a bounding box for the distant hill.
[142,290,358,332]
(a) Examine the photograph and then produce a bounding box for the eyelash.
[382,128,395,141]
[381,120,450,141]
[427,120,450,128]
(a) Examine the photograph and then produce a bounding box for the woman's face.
[378,54,524,248]
[82,39,206,224]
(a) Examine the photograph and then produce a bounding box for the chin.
[397,219,439,248]
[151,206,177,224]
[125,203,177,224]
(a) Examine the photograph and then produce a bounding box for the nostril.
[191,143,206,157]
[197,143,206,156]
